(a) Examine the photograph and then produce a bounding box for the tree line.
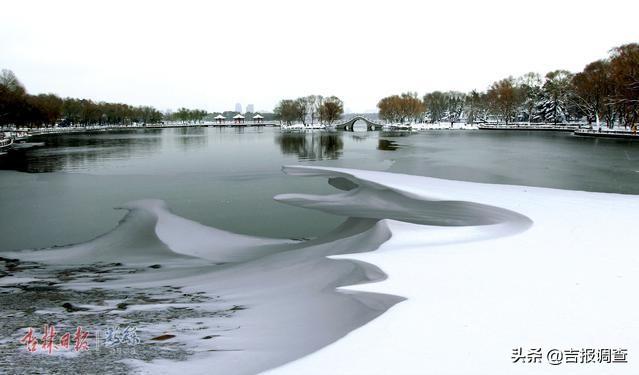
[0,70,169,128]
[163,108,208,124]
[273,95,344,125]
[0,70,278,128]
[378,43,639,127]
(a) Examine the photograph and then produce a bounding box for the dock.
[574,129,639,140]
[478,124,581,132]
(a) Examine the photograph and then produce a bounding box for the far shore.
[2,121,638,143]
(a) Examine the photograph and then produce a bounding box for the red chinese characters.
[19,325,91,354]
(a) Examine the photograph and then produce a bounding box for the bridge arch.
[333,116,384,131]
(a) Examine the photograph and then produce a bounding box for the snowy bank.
[267,166,639,375]
[3,167,637,374]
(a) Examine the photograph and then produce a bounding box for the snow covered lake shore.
[270,167,639,375]
[2,165,636,374]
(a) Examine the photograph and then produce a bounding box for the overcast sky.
[1,0,637,113]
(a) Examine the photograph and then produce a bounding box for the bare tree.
[486,77,523,124]
[319,96,344,125]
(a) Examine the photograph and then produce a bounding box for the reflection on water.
[173,127,208,151]
[1,126,639,253]
[349,134,368,143]
[276,132,344,160]
[0,130,163,173]
[378,139,400,151]
[1,127,638,196]
[352,119,368,132]
[379,131,413,137]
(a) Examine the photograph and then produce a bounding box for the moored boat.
[0,137,14,152]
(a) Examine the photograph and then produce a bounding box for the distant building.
[246,104,254,113]
[235,103,242,113]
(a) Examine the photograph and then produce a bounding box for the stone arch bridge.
[333,116,384,131]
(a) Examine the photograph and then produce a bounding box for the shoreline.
[574,129,639,140]
[478,124,579,132]
[0,166,538,374]
[267,167,639,375]
[1,194,403,374]
[1,166,638,374]
[5,123,638,144]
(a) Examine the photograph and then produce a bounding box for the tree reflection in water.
[173,127,207,151]
[276,132,344,160]
[377,139,400,151]
[0,129,163,173]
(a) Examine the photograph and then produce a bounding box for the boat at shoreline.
[0,130,28,152]
[0,137,13,153]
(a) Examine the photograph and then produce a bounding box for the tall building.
[235,103,242,113]
[246,104,254,113]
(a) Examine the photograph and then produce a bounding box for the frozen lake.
[1,126,638,374]
[1,126,638,252]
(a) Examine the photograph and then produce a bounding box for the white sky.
[1,0,637,113]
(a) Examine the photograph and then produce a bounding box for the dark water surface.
[1,127,637,251]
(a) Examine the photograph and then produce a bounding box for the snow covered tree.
[537,70,574,124]
[518,72,543,124]
[445,92,466,125]
[305,95,323,125]
[464,90,488,124]
[423,91,447,123]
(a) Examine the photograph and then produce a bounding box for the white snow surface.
[5,166,638,374]
[411,122,479,130]
[266,166,639,375]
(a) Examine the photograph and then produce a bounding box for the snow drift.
[7,166,635,374]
